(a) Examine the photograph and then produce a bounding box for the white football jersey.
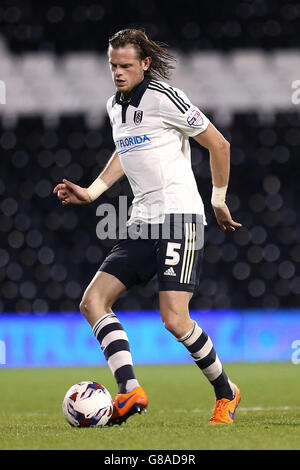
[106,77,210,225]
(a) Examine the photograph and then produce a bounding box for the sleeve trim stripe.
[149,81,190,111]
[148,84,188,114]
[150,81,190,111]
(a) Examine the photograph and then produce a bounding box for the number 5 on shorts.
[165,242,181,265]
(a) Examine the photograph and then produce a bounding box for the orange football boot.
[107,386,148,426]
[209,383,241,424]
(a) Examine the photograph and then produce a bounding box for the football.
[62,381,113,427]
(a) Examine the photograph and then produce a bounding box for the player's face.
[108,45,151,99]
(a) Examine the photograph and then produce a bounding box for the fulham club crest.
[134,110,143,125]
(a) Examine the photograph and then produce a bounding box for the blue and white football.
[62,381,113,427]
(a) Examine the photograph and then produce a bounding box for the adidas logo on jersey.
[164,267,176,276]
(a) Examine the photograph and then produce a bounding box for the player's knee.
[162,306,193,339]
[162,314,183,338]
[79,293,92,318]
[79,290,109,320]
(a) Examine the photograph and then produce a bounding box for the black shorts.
[98,214,204,292]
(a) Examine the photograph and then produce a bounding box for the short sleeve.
[159,86,210,137]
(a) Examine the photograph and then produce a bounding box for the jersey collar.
[112,77,151,108]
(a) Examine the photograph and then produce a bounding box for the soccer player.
[53,29,242,425]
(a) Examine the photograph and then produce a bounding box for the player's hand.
[53,179,92,205]
[212,204,242,231]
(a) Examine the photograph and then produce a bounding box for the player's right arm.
[193,124,242,231]
[53,150,124,205]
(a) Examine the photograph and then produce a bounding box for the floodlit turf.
[0,363,300,450]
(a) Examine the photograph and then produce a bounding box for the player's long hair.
[108,29,176,81]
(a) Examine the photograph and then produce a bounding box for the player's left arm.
[193,123,242,231]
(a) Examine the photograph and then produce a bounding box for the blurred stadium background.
[0,0,300,367]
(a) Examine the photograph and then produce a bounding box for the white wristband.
[211,185,227,208]
[86,177,108,201]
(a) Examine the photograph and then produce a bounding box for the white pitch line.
[171,406,300,413]
[238,406,300,412]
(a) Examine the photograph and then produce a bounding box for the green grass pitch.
[1,363,300,450]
